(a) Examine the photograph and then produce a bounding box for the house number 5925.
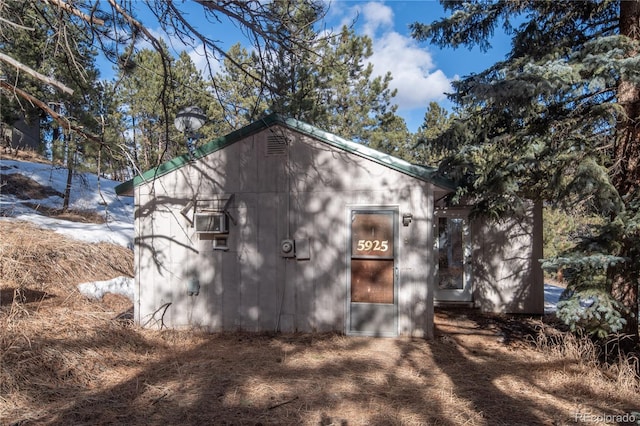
[356,239,389,252]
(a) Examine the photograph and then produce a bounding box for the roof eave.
[114,113,457,196]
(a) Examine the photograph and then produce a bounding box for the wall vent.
[266,134,287,156]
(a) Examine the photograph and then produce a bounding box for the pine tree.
[0,0,101,160]
[211,43,269,133]
[172,51,218,152]
[318,26,407,148]
[116,45,213,171]
[117,48,170,171]
[90,81,130,181]
[0,1,47,139]
[0,0,325,175]
[242,2,408,150]
[261,0,326,121]
[0,0,103,210]
[409,102,454,165]
[412,1,640,340]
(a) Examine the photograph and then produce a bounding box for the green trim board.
[115,114,456,196]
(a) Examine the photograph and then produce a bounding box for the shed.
[115,114,543,338]
[2,114,40,151]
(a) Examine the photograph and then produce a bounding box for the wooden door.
[347,208,398,336]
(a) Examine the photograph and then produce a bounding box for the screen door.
[347,208,398,336]
[434,213,472,303]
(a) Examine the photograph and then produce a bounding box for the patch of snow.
[544,283,565,315]
[11,212,133,248]
[2,159,136,305]
[0,159,134,247]
[78,276,134,302]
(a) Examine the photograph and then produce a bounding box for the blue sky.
[109,1,512,133]
[323,1,512,131]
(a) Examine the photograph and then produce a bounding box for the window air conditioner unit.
[194,212,228,234]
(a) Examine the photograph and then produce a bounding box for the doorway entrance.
[434,211,472,303]
[347,208,398,336]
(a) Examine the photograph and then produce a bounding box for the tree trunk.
[62,161,73,213]
[62,137,74,213]
[612,0,640,340]
[614,0,640,194]
[610,227,639,340]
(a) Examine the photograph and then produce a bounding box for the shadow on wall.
[470,202,544,314]
[134,129,409,333]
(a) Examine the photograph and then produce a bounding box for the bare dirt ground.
[1,222,639,426]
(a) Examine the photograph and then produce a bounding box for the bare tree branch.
[0,15,35,31]
[0,52,74,95]
[163,1,277,92]
[42,0,105,26]
[193,0,275,42]
[0,0,330,176]
[0,80,100,144]
[107,0,174,167]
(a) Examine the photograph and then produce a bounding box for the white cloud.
[359,2,394,36]
[141,27,222,77]
[336,1,453,112]
[187,44,223,77]
[327,1,392,34]
[370,31,452,109]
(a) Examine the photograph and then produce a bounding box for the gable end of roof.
[115,114,455,196]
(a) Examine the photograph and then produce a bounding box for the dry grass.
[1,222,639,426]
[0,173,63,200]
[0,221,131,294]
[0,148,58,165]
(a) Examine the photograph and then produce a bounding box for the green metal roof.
[114,113,456,196]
